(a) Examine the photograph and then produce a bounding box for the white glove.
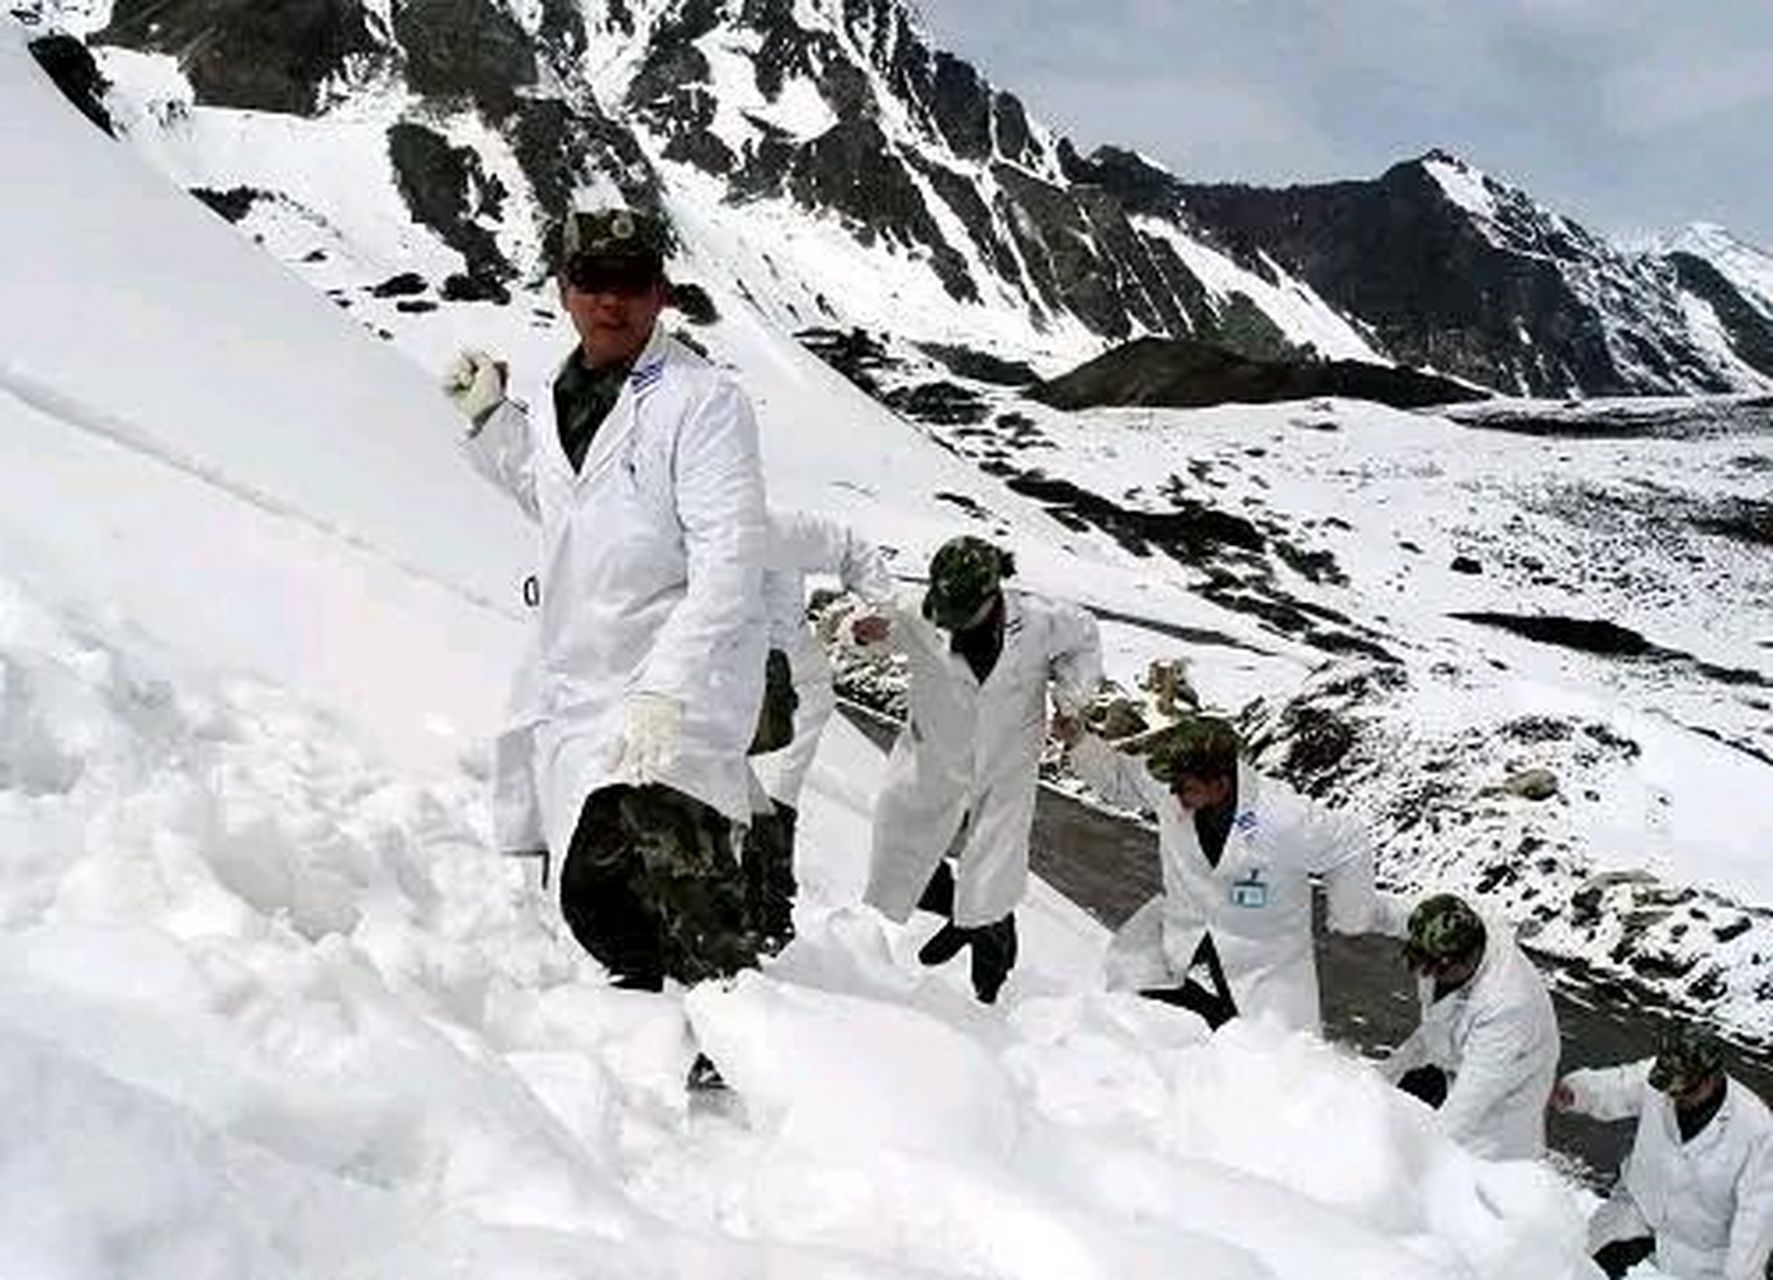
[614,692,681,785]
[442,349,506,424]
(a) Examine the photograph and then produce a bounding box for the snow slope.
[1,31,1609,1278]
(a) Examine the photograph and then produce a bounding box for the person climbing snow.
[1555,1024,1773,1279]
[443,207,769,997]
[1053,713,1404,1033]
[1383,893,1560,1160]
[853,535,1101,1003]
[742,508,894,948]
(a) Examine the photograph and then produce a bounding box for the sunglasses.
[563,256,660,297]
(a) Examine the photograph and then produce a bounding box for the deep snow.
[0,26,1624,1278]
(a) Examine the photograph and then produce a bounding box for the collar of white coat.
[1165,758,1266,853]
[560,322,672,486]
[1656,1076,1754,1151]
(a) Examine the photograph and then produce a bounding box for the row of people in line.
[442,206,1770,1280]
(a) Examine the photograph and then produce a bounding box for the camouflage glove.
[443,349,506,426]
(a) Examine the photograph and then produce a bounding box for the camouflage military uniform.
[560,783,761,990]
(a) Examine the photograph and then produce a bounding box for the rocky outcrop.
[386,122,512,300]
[1031,337,1485,411]
[27,34,113,135]
[1174,154,1744,396]
[393,0,536,112]
[1670,252,1773,379]
[96,0,381,115]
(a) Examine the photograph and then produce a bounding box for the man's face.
[560,265,666,367]
[1173,773,1234,812]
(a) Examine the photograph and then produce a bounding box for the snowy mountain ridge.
[19,0,1773,394]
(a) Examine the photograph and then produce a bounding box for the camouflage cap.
[556,207,666,273]
[1648,1024,1724,1094]
[922,536,1013,631]
[1142,716,1242,786]
[1405,894,1487,965]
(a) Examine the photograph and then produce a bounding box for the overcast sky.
[916,0,1773,249]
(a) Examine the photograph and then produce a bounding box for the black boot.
[970,913,1018,1004]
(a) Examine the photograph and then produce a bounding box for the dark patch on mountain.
[1175,155,1737,396]
[97,0,380,115]
[510,98,662,241]
[797,326,897,396]
[387,121,511,297]
[1451,613,1655,660]
[537,0,587,60]
[883,381,989,425]
[394,0,536,112]
[370,272,428,297]
[1670,253,1773,378]
[1694,497,1773,548]
[1031,336,1484,411]
[789,118,975,302]
[28,33,113,135]
[991,91,1036,168]
[1446,395,1773,439]
[1007,471,1265,560]
[189,185,268,224]
[928,51,990,160]
[917,344,1037,386]
[1060,143,1187,221]
[668,281,720,324]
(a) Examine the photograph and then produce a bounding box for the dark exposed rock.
[1174,154,1735,396]
[395,298,438,313]
[883,381,989,425]
[189,185,267,224]
[668,281,720,324]
[28,33,113,135]
[916,344,1037,386]
[991,91,1035,167]
[1452,613,1654,657]
[1061,143,1187,221]
[97,0,381,115]
[509,97,662,243]
[1450,555,1483,575]
[387,122,512,288]
[393,0,536,111]
[1669,253,1773,379]
[928,51,990,160]
[370,272,428,297]
[440,272,509,303]
[797,326,895,395]
[1005,471,1266,562]
[1029,336,1485,411]
[788,117,975,302]
[537,0,587,60]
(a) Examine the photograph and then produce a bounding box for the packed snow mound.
[0,571,1599,1279]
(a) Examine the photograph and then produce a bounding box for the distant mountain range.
[19,0,1773,396]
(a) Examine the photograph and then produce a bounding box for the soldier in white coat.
[856,535,1101,1003]
[443,208,768,993]
[1383,893,1561,1160]
[742,509,894,944]
[1054,715,1403,1033]
[1554,1026,1773,1279]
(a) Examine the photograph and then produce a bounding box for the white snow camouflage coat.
[1383,918,1560,1160]
[863,590,1101,928]
[1564,1062,1773,1280]
[462,326,768,855]
[752,509,893,808]
[1071,742,1399,1034]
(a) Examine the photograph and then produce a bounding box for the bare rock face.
[28,34,113,135]
[393,0,536,112]
[1504,768,1561,802]
[96,0,382,115]
[386,122,513,301]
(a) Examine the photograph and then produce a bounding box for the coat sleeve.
[460,398,541,523]
[1560,1060,1652,1122]
[1726,1118,1773,1280]
[1381,1006,1431,1083]
[636,379,767,701]
[1069,732,1162,814]
[1045,601,1104,716]
[1437,1002,1553,1148]
[1295,798,1408,937]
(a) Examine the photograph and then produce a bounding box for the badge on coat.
[1230,868,1268,909]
